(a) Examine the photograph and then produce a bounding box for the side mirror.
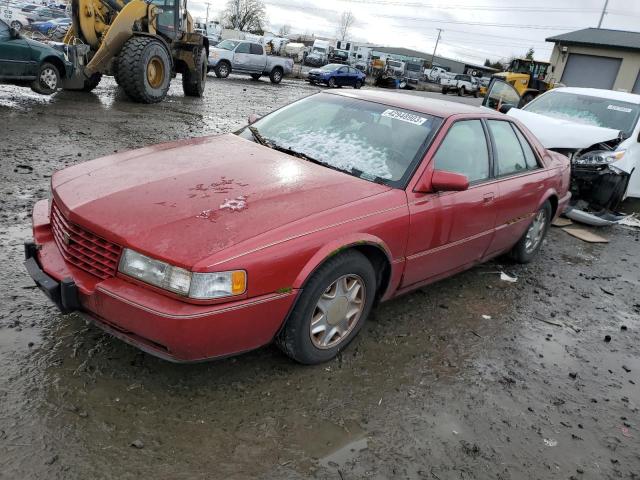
[248,114,261,124]
[9,27,20,39]
[431,170,469,192]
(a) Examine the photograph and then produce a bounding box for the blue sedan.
[30,17,70,34]
[307,64,366,89]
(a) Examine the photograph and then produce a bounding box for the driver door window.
[482,79,521,111]
[433,120,490,182]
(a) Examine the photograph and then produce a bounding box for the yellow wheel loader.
[490,58,553,106]
[59,0,208,103]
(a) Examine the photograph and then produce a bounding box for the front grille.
[50,203,122,279]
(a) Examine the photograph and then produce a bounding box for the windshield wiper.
[248,126,273,148]
[269,143,353,175]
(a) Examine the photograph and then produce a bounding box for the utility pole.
[205,2,212,24]
[597,0,609,28]
[431,28,442,67]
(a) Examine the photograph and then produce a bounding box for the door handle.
[483,193,495,203]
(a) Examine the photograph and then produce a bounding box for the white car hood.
[507,108,621,149]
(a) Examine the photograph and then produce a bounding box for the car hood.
[52,134,390,269]
[23,36,58,51]
[308,69,327,74]
[507,108,621,149]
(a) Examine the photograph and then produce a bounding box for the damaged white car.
[483,83,640,225]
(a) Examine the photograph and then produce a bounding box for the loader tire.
[115,37,171,104]
[182,47,207,97]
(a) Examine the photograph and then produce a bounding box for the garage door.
[561,53,621,89]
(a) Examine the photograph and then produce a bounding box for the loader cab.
[151,0,181,39]
[508,59,549,79]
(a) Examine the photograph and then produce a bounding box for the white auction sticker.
[381,109,428,125]
[607,105,633,113]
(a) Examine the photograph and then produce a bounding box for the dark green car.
[0,19,73,94]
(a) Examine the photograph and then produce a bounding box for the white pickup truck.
[208,39,294,84]
[441,73,480,97]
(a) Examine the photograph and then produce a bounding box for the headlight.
[574,150,625,166]
[118,249,246,300]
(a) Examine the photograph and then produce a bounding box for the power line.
[266,1,581,31]
[335,0,602,13]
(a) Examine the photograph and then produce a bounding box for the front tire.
[269,67,283,84]
[214,61,230,78]
[10,20,22,31]
[442,87,447,94]
[458,86,465,96]
[277,250,376,364]
[115,36,171,104]
[354,79,362,89]
[30,62,60,94]
[327,77,336,88]
[182,47,207,97]
[510,201,552,263]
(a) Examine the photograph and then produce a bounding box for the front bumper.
[25,200,298,362]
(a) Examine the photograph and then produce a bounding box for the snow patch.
[268,127,395,180]
[220,195,248,211]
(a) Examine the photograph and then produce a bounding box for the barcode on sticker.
[381,109,427,125]
[607,105,633,113]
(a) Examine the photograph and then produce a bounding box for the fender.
[538,187,559,216]
[292,233,394,290]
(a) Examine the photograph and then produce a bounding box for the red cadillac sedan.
[25,90,571,364]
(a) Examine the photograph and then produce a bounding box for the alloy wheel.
[309,274,365,349]
[525,209,547,253]
[40,67,57,90]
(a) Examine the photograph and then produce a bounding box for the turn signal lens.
[231,270,246,295]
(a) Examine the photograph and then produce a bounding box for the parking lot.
[1,76,639,479]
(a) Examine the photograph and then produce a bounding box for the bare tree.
[222,0,267,33]
[337,10,355,41]
[278,24,291,37]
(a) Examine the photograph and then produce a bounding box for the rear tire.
[269,67,283,84]
[182,47,207,97]
[115,36,171,104]
[510,201,552,263]
[276,250,376,364]
[30,62,60,94]
[10,20,22,31]
[442,87,447,94]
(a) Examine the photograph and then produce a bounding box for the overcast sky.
[190,0,640,65]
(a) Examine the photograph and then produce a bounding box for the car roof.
[552,87,640,104]
[325,89,489,118]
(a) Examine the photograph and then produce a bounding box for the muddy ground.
[0,76,639,480]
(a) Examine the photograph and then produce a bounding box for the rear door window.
[433,120,490,182]
[513,127,540,169]
[250,43,263,55]
[487,120,528,176]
